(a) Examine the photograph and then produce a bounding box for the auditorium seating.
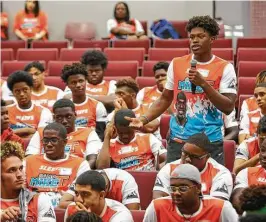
[22,138,31,152]
[160,114,171,140]
[112,39,150,54]
[237,94,253,119]
[2,60,46,77]
[238,61,266,77]
[148,48,189,61]
[128,170,157,210]
[104,76,130,81]
[154,39,190,48]
[169,20,188,38]
[236,37,266,52]
[1,49,14,63]
[105,61,139,78]
[237,48,266,65]
[212,39,233,48]
[73,40,109,50]
[136,77,156,89]
[223,140,236,172]
[59,48,101,61]
[104,48,145,66]
[32,41,68,50]
[65,22,96,41]
[44,77,66,91]
[47,61,78,76]
[16,48,58,64]
[238,77,256,97]
[140,20,148,35]
[142,61,159,77]
[212,48,234,60]
[55,208,64,222]
[131,210,145,222]
[1,40,26,57]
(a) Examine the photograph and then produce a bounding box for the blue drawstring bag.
[150,19,180,39]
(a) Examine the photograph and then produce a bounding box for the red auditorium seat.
[237,48,266,66]
[218,23,225,38]
[47,61,78,76]
[212,39,232,48]
[169,20,188,38]
[131,210,145,222]
[128,171,157,210]
[236,38,266,52]
[104,76,130,81]
[112,39,150,54]
[104,48,145,66]
[23,138,31,152]
[16,48,58,64]
[154,39,190,48]
[136,77,156,89]
[142,61,158,77]
[55,208,65,222]
[140,20,148,35]
[65,22,96,41]
[1,40,26,57]
[237,94,253,119]
[160,114,171,140]
[59,48,101,61]
[212,48,234,60]
[223,140,236,172]
[44,77,66,91]
[32,41,68,50]
[238,77,256,97]
[238,61,266,77]
[1,49,14,63]
[162,139,167,148]
[2,60,46,77]
[73,40,109,50]
[105,61,138,78]
[148,48,189,61]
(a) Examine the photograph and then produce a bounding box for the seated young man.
[24,122,91,208]
[153,133,233,201]
[61,62,107,140]
[59,168,140,210]
[239,83,266,143]
[1,141,56,222]
[65,50,116,109]
[6,71,52,138]
[26,99,102,169]
[137,61,173,115]
[233,116,266,175]
[64,171,134,222]
[24,61,64,110]
[1,99,24,147]
[109,78,161,139]
[231,138,266,214]
[144,164,238,222]
[96,108,166,171]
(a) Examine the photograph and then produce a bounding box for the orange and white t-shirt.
[73,97,107,128]
[143,196,238,222]
[153,158,233,200]
[7,103,52,130]
[64,80,116,96]
[66,168,140,206]
[25,154,90,207]
[109,133,166,171]
[0,193,56,222]
[240,96,258,121]
[137,85,162,105]
[64,198,133,222]
[236,137,260,161]
[239,108,262,137]
[26,127,102,158]
[234,165,266,189]
[31,85,64,110]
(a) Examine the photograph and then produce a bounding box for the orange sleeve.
[39,11,48,33]
[14,11,24,31]
[1,13,8,27]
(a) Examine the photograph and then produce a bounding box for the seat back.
[55,208,65,222]
[237,48,266,66]
[136,77,156,89]
[1,40,26,57]
[2,60,46,77]
[238,61,266,77]
[47,61,79,76]
[148,48,189,61]
[212,39,232,48]
[212,48,234,60]
[140,20,148,35]
[104,48,145,66]
[104,76,130,82]
[44,77,66,91]
[131,210,145,222]
[112,39,150,54]
[60,48,101,61]
[128,171,157,210]
[160,114,171,140]
[73,40,109,51]
[223,140,236,172]
[105,61,138,78]
[169,20,188,38]
[17,48,58,65]
[238,77,256,97]
[1,49,14,63]
[236,38,266,52]
[65,22,96,41]
[154,39,190,48]
[32,41,68,50]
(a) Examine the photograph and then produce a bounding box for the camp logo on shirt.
[87,88,103,93]
[258,177,266,183]
[75,117,88,127]
[118,146,138,155]
[29,173,70,188]
[177,77,203,93]
[115,156,139,169]
[10,122,34,130]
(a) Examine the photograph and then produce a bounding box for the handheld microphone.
[190,59,197,94]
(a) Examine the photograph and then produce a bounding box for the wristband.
[140,115,150,125]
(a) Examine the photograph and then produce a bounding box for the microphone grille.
[190,59,197,66]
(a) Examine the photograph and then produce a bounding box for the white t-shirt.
[153,158,233,200]
[143,196,238,222]
[67,168,140,206]
[235,137,257,161]
[1,80,15,101]
[107,18,144,35]
[222,108,238,136]
[239,108,262,136]
[26,127,102,157]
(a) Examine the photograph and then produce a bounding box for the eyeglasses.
[167,185,196,193]
[42,137,63,145]
[181,148,208,160]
